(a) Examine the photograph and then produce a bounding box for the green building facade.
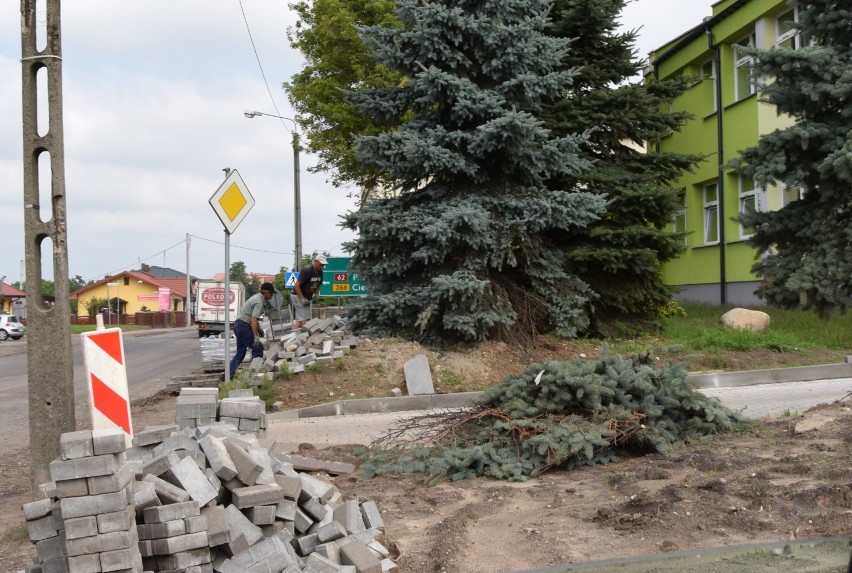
[648,0,802,304]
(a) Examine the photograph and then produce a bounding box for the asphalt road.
[0,328,201,458]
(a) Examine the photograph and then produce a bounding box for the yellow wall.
[77,280,183,316]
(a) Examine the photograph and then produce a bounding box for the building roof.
[212,272,277,283]
[0,281,25,297]
[133,264,199,281]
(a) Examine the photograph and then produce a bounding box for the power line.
[237,0,290,131]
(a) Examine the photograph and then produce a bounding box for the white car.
[0,314,25,340]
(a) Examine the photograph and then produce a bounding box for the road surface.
[0,328,201,459]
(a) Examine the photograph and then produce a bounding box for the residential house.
[648,0,801,304]
[72,270,192,319]
[0,281,25,314]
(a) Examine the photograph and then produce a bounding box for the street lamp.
[244,110,302,272]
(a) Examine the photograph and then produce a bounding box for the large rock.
[720,308,770,333]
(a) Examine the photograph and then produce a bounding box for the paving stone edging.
[269,362,852,421]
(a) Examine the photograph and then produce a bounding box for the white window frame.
[733,32,756,101]
[672,190,687,245]
[703,182,719,245]
[700,58,718,112]
[776,8,802,50]
[781,183,805,207]
[738,177,764,239]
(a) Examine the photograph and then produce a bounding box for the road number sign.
[319,257,368,297]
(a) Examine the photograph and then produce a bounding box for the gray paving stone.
[151,531,209,555]
[360,501,384,531]
[219,399,264,420]
[87,461,134,495]
[35,534,65,562]
[67,552,100,573]
[60,430,94,461]
[200,505,230,547]
[50,453,123,481]
[340,540,381,573]
[143,500,200,524]
[60,487,131,520]
[22,498,53,521]
[223,439,263,486]
[98,546,137,572]
[141,474,190,504]
[170,455,218,507]
[65,529,133,557]
[403,354,434,395]
[333,500,366,535]
[96,505,134,534]
[133,424,180,447]
[231,483,284,508]
[26,514,58,541]
[138,519,186,540]
[244,504,276,525]
[63,515,99,540]
[91,427,128,455]
[223,503,263,547]
[133,480,161,513]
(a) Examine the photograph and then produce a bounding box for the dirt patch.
[328,404,852,572]
[1,337,850,572]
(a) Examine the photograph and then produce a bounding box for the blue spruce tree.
[735,0,850,316]
[342,0,606,346]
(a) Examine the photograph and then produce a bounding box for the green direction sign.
[319,257,368,297]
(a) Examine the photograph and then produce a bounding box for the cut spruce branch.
[360,352,747,483]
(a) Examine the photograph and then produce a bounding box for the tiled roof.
[0,282,26,297]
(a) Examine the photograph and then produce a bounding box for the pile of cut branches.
[359,353,746,483]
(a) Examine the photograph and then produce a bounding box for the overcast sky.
[0,0,711,285]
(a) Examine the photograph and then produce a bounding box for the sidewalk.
[266,362,852,452]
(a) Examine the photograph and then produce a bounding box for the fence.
[71,312,187,328]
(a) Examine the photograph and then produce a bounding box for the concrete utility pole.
[21,0,76,492]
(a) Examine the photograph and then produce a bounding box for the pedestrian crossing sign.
[284,271,297,289]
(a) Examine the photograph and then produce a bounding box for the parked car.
[0,314,25,340]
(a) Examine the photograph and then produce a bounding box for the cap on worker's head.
[260,282,275,293]
[315,254,328,265]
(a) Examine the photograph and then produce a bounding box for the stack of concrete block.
[23,427,143,572]
[175,388,220,429]
[138,501,212,572]
[22,389,396,573]
[218,394,268,435]
[263,316,358,378]
[192,316,358,385]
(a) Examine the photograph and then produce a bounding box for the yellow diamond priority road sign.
[209,169,255,234]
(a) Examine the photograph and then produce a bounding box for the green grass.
[2,524,28,543]
[70,324,151,334]
[218,372,277,410]
[595,303,851,370]
[660,304,851,351]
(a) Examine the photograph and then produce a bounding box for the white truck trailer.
[194,281,245,338]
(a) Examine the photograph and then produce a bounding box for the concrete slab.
[403,354,434,395]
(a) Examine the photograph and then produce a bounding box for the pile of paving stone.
[192,317,358,389]
[21,387,396,573]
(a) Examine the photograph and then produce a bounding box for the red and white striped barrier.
[81,328,133,446]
